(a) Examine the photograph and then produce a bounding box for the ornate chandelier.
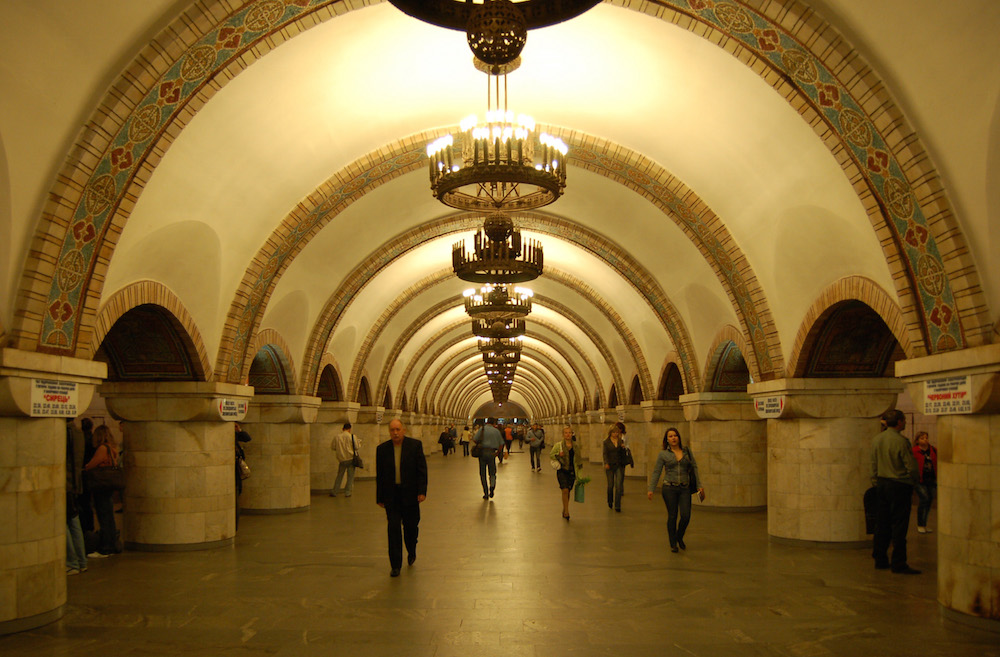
[483,350,520,367]
[463,284,533,320]
[426,0,568,213]
[478,337,522,354]
[472,318,526,340]
[453,211,543,283]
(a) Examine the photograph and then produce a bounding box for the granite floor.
[3,449,997,656]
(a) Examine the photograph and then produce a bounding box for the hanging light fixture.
[463,284,533,320]
[478,337,522,354]
[472,318,526,340]
[427,1,568,213]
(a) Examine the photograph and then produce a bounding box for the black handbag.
[470,442,482,457]
[85,465,125,492]
[621,446,635,468]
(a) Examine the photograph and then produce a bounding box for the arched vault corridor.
[1,0,999,639]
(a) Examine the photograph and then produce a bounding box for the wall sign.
[218,398,248,421]
[30,379,79,417]
[754,395,785,419]
[923,375,972,415]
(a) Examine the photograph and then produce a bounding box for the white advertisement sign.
[218,398,248,421]
[923,375,972,415]
[754,395,785,419]
[31,378,79,417]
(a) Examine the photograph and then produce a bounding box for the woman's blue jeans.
[915,482,936,527]
[661,485,692,548]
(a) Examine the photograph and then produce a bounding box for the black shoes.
[489,488,495,498]
[677,539,686,550]
[390,568,400,577]
[482,493,488,499]
[892,566,921,575]
[671,546,679,553]
[407,553,416,566]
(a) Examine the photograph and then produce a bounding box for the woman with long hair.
[84,424,120,556]
[647,427,705,552]
[602,423,626,511]
[550,426,583,520]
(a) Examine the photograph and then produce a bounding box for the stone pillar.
[98,381,254,550]
[748,378,900,545]
[309,401,359,493]
[353,406,384,478]
[241,395,320,514]
[680,392,766,510]
[641,400,686,480]
[0,349,105,634]
[896,344,1000,629]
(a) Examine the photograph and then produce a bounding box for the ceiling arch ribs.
[18,0,979,409]
[447,365,550,419]
[787,275,910,378]
[345,271,455,403]
[395,320,599,418]
[303,205,697,402]
[87,280,211,381]
[400,319,600,420]
[633,0,983,350]
[443,361,555,419]
[410,331,577,419]
[426,350,563,419]
[428,345,577,418]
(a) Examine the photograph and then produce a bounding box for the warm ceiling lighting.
[463,284,532,320]
[453,211,543,284]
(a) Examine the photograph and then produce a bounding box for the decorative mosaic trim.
[34,0,964,395]
[672,0,963,352]
[41,0,333,355]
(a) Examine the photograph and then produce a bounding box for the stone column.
[309,401,359,494]
[680,392,766,510]
[240,395,320,514]
[98,381,254,550]
[353,406,384,479]
[641,401,686,480]
[896,344,1000,630]
[0,349,105,634]
[748,378,900,545]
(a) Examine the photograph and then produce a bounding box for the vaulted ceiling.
[1,1,997,419]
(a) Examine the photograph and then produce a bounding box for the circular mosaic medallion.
[715,4,755,33]
[85,174,117,215]
[128,105,162,143]
[883,176,914,220]
[838,108,871,148]
[675,204,698,226]
[396,150,422,167]
[781,49,819,85]
[916,254,945,297]
[245,0,285,33]
[56,249,87,291]
[180,44,217,82]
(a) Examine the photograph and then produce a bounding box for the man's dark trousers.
[873,477,912,569]
[384,484,420,570]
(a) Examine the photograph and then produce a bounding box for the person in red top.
[911,431,937,534]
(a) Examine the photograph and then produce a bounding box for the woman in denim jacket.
[647,427,705,552]
[550,426,583,520]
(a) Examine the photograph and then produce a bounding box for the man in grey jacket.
[870,409,920,574]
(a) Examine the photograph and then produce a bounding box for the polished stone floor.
[3,449,997,656]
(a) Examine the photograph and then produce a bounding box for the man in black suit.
[376,419,427,577]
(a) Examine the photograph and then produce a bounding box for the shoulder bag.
[237,456,251,480]
[351,436,364,469]
[85,464,126,491]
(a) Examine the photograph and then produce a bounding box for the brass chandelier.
[463,284,533,320]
